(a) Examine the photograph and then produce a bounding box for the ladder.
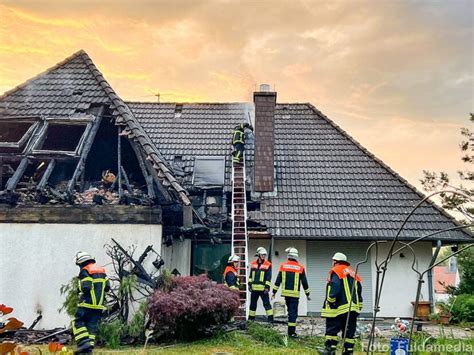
[231,157,248,320]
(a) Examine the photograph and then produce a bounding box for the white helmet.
[256,247,268,256]
[228,254,240,263]
[332,252,347,262]
[74,251,95,265]
[285,247,299,259]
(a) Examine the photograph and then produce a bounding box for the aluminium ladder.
[231,157,248,320]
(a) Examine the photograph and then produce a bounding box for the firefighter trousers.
[324,311,358,354]
[285,297,299,335]
[248,291,273,321]
[72,307,103,353]
[232,143,244,163]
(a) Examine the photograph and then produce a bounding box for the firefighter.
[321,252,363,355]
[272,247,311,338]
[224,254,240,290]
[231,122,253,164]
[72,252,110,354]
[248,247,273,323]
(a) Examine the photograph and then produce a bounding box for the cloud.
[0,0,472,187]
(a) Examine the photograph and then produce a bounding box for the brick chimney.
[253,84,276,192]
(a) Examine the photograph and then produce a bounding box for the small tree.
[420,113,473,294]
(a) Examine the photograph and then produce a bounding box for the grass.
[19,323,474,354]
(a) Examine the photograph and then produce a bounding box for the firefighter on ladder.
[231,122,253,164]
[248,247,273,323]
[224,254,241,290]
[272,247,311,338]
[72,252,110,354]
[322,252,363,355]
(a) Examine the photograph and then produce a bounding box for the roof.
[433,265,457,293]
[0,51,190,205]
[128,102,472,242]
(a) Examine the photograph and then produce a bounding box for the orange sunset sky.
[0,0,472,189]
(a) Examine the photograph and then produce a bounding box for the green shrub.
[59,277,79,317]
[126,301,147,341]
[247,322,285,346]
[98,319,125,349]
[451,294,474,323]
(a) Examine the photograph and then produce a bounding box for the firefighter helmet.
[74,251,95,265]
[332,252,347,262]
[255,247,268,256]
[228,254,240,263]
[285,247,299,259]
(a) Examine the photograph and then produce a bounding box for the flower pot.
[411,301,431,321]
[439,313,451,325]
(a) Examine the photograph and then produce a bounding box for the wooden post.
[6,157,29,191]
[117,126,123,199]
[0,157,3,190]
[120,165,133,193]
[129,139,155,199]
[66,106,105,194]
[37,159,56,191]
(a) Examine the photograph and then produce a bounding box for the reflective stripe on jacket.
[78,263,109,310]
[224,265,240,290]
[321,263,363,318]
[272,260,310,298]
[249,259,272,291]
[232,129,244,144]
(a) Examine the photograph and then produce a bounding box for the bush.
[98,319,125,349]
[59,277,79,316]
[451,294,474,323]
[147,274,240,340]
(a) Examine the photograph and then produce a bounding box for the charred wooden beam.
[66,106,105,195]
[142,153,172,202]
[117,127,123,199]
[128,140,155,199]
[0,157,3,188]
[5,157,29,191]
[120,165,133,193]
[36,159,56,191]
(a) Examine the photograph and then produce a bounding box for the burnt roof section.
[0,51,190,205]
[128,101,471,242]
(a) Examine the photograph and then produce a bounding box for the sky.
[0,0,472,189]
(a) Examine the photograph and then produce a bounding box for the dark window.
[193,156,225,188]
[0,121,37,150]
[39,123,86,152]
[192,242,230,282]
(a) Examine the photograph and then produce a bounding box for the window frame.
[0,119,39,150]
[30,117,93,156]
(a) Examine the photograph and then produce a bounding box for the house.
[0,51,470,329]
[0,51,195,329]
[433,257,460,303]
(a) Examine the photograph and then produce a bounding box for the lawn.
[18,325,474,354]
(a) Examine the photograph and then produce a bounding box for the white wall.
[161,239,191,276]
[0,223,162,329]
[248,239,308,316]
[372,241,433,318]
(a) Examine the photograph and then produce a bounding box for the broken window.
[0,120,37,149]
[192,156,225,188]
[32,121,90,155]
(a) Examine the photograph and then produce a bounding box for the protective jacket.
[272,259,310,298]
[232,123,252,145]
[224,265,240,290]
[321,263,363,318]
[78,263,110,310]
[249,259,272,291]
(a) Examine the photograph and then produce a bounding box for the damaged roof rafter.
[0,49,191,206]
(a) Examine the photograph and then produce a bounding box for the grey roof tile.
[128,101,471,242]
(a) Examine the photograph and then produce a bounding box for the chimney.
[253,84,276,192]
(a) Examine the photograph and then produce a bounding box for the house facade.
[0,51,470,329]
